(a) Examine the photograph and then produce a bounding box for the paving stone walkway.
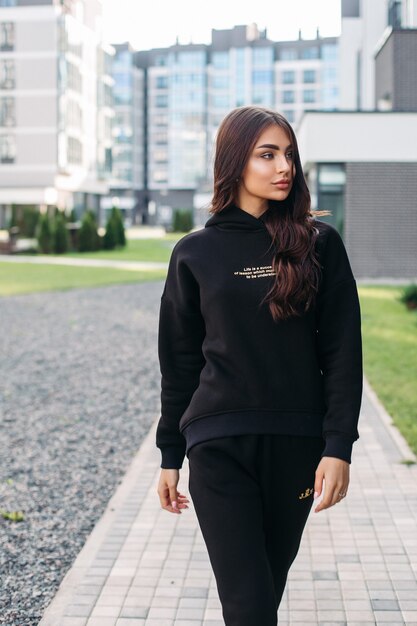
[38,377,417,626]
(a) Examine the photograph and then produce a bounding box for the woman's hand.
[313,456,350,513]
[157,469,190,514]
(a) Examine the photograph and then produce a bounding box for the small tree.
[173,208,193,232]
[52,213,70,254]
[36,213,53,254]
[111,206,126,247]
[78,212,98,252]
[103,214,117,250]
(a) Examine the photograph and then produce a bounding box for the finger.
[314,469,324,500]
[169,486,181,513]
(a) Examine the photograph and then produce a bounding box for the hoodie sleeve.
[315,224,363,464]
[156,241,206,469]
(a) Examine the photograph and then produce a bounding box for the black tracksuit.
[155,202,363,625]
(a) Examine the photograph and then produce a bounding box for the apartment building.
[134,24,339,226]
[0,0,114,229]
[104,42,145,225]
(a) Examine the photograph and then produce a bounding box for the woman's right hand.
[157,469,190,514]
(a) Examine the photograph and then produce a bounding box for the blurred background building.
[0,0,114,229]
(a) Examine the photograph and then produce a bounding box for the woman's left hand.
[313,456,350,513]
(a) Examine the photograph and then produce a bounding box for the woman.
[156,105,363,626]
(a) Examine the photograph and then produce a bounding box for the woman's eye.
[286,152,293,159]
[261,153,273,159]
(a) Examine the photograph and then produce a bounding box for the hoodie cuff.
[321,434,355,464]
[160,444,186,470]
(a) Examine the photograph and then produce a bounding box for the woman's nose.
[275,156,290,173]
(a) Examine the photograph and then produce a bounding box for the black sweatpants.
[187,433,325,626]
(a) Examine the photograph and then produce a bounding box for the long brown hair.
[210,105,331,322]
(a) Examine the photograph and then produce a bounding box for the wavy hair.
[209,105,331,321]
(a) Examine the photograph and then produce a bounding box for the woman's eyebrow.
[255,143,293,150]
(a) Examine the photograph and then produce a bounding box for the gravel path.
[0,281,164,625]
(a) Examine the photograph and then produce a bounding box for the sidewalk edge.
[363,374,417,462]
[38,418,159,626]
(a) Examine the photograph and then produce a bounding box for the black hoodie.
[156,203,363,469]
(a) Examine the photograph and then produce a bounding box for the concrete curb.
[363,374,417,463]
[38,419,160,626]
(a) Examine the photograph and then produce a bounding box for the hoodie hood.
[204,203,269,232]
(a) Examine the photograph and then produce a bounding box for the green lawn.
[358,284,417,459]
[0,263,166,296]
[20,234,186,263]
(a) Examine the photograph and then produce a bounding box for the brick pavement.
[39,377,417,626]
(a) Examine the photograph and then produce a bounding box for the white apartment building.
[0,0,114,229]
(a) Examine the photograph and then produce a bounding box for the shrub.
[111,206,126,247]
[103,214,117,250]
[172,208,193,232]
[52,213,70,254]
[103,206,126,249]
[399,283,417,310]
[36,213,53,253]
[78,211,100,252]
[9,205,40,238]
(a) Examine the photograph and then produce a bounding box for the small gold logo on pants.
[299,487,314,499]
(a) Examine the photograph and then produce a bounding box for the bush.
[399,283,417,310]
[53,213,70,254]
[36,213,53,254]
[9,205,40,238]
[78,211,100,252]
[103,215,117,250]
[111,206,126,247]
[172,208,193,232]
[103,206,126,250]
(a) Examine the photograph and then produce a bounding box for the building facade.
[0,0,114,228]
[104,42,144,225]
[134,24,339,226]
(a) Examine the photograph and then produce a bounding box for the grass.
[19,234,186,263]
[0,263,166,296]
[358,284,417,458]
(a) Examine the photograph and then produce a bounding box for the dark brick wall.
[344,162,417,279]
[376,29,417,112]
[394,30,417,111]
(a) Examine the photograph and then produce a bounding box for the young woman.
[156,105,363,626]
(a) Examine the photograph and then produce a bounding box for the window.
[322,44,339,61]
[280,48,297,61]
[252,47,273,65]
[282,110,294,123]
[154,54,168,67]
[153,169,168,183]
[176,51,206,67]
[212,51,229,69]
[0,22,14,51]
[252,70,273,85]
[0,0,17,5]
[0,97,15,126]
[213,94,229,108]
[282,70,295,84]
[303,69,316,83]
[282,90,295,104]
[301,47,319,60]
[212,75,229,89]
[67,137,82,164]
[154,131,168,144]
[155,94,168,107]
[156,75,168,89]
[303,89,316,103]
[0,60,14,89]
[0,134,15,163]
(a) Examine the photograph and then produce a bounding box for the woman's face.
[237,124,296,210]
